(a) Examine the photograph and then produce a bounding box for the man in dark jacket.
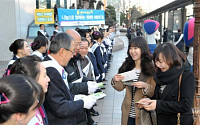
[163,27,168,43]
[174,29,184,52]
[43,33,95,125]
[65,29,98,125]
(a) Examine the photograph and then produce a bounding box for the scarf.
[153,63,189,86]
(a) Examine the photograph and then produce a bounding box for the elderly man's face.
[62,41,75,66]
[72,35,81,55]
[79,41,89,58]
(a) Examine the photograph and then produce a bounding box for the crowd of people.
[0,17,197,125]
[0,24,116,125]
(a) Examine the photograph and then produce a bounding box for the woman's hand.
[136,98,151,108]
[143,100,157,111]
[132,81,148,89]
[113,74,124,82]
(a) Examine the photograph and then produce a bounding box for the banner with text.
[35,9,54,24]
[58,9,105,26]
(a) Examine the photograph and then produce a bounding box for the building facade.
[0,0,36,61]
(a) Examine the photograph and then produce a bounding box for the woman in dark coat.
[139,43,195,125]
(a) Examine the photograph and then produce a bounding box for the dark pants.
[127,117,135,125]
[86,108,94,125]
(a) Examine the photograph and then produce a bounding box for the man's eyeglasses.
[75,42,82,46]
[65,48,74,55]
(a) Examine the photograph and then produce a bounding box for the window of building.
[51,0,57,8]
[38,0,47,9]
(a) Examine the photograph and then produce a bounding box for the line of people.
[0,25,115,125]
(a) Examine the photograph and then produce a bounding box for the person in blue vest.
[10,55,50,125]
[42,32,96,125]
[100,31,109,74]
[91,31,105,82]
[88,37,101,82]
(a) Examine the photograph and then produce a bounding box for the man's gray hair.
[49,33,73,54]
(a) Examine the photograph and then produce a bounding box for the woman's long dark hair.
[118,37,155,76]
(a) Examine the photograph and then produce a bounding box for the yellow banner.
[35,9,54,24]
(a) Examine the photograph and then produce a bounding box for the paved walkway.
[92,35,128,125]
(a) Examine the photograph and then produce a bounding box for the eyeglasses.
[75,42,82,46]
[65,48,74,55]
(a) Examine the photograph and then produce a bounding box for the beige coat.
[111,73,156,125]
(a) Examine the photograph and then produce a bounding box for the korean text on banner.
[35,9,54,24]
[58,9,105,26]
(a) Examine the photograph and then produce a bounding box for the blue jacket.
[88,51,100,77]
[91,41,105,74]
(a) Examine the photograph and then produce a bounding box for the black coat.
[38,30,49,37]
[154,69,195,125]
[64,55,89,125]
[43,56,84,125]
[175,33,184,51]
[65,55,88,95]
[163,30,168,42]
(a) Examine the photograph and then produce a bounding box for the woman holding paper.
[111,37,156,125]
[138,43,195,125]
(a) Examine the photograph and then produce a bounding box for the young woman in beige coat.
[111,37,156,125]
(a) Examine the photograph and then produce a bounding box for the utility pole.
[193,0,200,96]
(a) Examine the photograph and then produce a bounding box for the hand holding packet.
[135,101,150,105]
[119,69,140,86]
[82,97,96,109]
[87,81,98,94]
[74,94,96,109]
